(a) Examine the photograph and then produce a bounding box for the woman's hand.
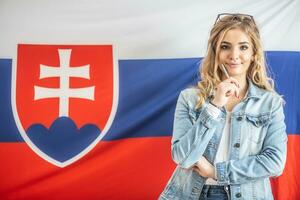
[211,77,240,107]
[193,156,216,179]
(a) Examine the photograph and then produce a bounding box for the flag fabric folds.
[0,1,300,199]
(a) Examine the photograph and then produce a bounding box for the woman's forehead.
[221,28,252,44]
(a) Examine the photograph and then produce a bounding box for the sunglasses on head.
[214,13,256,25]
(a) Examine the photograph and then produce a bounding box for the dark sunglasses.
[214,13,256,25]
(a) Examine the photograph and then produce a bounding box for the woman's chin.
[228,70,246,77]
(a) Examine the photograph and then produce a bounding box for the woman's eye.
[240,45,249,50]
[220,45,229,50]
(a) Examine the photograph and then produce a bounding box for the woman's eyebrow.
[221,41,231,44]
[239,42,250,45]
[221,41,250,45]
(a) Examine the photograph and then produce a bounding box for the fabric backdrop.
[0,0,299,199]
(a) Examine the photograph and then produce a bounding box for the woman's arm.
[215,97,287,185]
[171,90,222,169]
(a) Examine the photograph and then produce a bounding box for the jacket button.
[234,143,240,148]
[235,193,242,198]
[237,116,243,121]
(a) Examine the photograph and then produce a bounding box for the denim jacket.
[159,81,287,200]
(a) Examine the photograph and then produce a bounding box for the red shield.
[13,44,117,167]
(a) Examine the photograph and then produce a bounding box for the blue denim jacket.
[159,81,287,200]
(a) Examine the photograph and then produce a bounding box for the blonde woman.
[159,13,287,200]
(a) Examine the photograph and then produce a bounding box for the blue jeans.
[199,185,230,200]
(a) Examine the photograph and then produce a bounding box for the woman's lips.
[227,63,241,68]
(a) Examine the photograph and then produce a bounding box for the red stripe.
[0,137,175,200]
[1,135,299,200]
[271,134,300,200]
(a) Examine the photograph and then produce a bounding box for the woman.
[159,13,287,200]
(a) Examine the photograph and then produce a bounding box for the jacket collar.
[245,79,265,100]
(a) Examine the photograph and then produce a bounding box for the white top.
[204,103,231,185]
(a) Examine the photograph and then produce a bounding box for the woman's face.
[218,28,254,79]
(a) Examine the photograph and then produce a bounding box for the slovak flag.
[0,1,300,200]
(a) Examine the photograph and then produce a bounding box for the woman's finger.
[224,83,238,97]
[229,77,240,88]
[226,90,233,97]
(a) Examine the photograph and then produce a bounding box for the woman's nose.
[229,48,240,61]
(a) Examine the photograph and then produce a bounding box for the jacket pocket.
[246,114,270,128]
[245,113,270,143]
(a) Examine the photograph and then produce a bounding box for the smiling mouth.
[227,63,241,68]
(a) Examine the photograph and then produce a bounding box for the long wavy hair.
[196,14,274,109]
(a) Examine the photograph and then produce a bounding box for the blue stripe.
[266,51,300,134]
[0,52,299,142]
[104,58,200,140]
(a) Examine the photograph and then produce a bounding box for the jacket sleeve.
[171,90,222,169]
[215,97,287,185]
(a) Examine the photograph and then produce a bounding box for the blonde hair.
[196,15,274,109]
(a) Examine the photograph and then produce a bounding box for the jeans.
[199,185,230,200]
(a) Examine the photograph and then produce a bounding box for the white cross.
[34,49,95,117]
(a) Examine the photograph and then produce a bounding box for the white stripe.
[0,0,299,59]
